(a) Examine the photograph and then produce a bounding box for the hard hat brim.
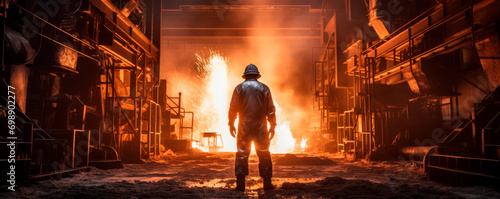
[243,71,260,75]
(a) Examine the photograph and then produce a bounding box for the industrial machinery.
[0,0,192,185]
[1,0,498,188]
[314,0,500,184]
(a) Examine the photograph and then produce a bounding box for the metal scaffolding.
[0,0,163,184]
[314,0,499,161]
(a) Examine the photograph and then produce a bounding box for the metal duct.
[403,55,457,96]
[402,61,431,95]
[368,0,390,39]
[121,0,140,17]
[4,28,35,113]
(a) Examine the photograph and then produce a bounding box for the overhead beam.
[161,28,320,37]
[161,35,322,40]
[161,0,323,10]
[161,13,320,29]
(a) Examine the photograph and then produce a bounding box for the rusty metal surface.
[474,26,500,90]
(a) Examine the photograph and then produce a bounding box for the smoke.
[224,11,318,138]
[224,38,314,137]
[161,4,321,143]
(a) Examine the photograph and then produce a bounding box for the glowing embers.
[195,51,235,151]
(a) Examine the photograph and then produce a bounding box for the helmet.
[243,64,260,76]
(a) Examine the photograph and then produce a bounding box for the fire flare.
[184,51,295,153]
[203,52,236,151]
[301,138,308,151]
[269,99,296,153]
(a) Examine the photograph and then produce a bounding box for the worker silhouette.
[228,64,276,191]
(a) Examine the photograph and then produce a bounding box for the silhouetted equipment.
[162,90,195,152]
[0,0,168,184]
[314,0,500,185]
[425,87,500,185]
[1,0,499,188]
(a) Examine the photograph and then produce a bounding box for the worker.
[228,64,277,191]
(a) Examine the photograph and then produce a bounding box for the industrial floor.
[3,152,500,198]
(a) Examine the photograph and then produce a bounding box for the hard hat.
[243,64,260,76]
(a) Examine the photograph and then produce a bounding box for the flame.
[201,52,237,152]
[301,138,308,150]
[172,50,296,153]
[269,99,296,153]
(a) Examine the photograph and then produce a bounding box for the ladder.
[338,109,356,153]
[140,100,161,159]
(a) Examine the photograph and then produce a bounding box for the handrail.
[106,71,136,130]
[165,94,184,116]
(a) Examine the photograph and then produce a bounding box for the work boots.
[235,176,274,191]
[235,175,245,191]
[263,177,274,190]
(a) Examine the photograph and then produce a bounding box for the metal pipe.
[140,54,146,159]
[371,56,376,147]
[111,59,116,150]
[178,92,182,139]
[368,0,390,39]
[312,46,324,110]
[178,92,182,119]
[408,28,419,94]
[148,101,152,157]
[366,1,446,51]
[401,146,434,161]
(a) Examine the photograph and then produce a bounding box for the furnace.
[1,0,499,197]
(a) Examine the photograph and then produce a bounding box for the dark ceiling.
[161,0,324,40]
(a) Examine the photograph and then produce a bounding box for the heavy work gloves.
[269,126,275,140]
[230,125,236,138]
[229,124,275,139]
[229,125,275,140]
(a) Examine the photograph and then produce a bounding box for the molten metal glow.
[194,51,295,153]
[207,53,237,152]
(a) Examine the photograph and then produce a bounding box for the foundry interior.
[1,0,500,197]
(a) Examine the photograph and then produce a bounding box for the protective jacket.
[228,79,276,134]
[228,78,276,178]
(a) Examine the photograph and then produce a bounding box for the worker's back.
[229,78,275,135]
[235,79,270,125]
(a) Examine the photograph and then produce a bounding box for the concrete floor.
[3,152,500,198]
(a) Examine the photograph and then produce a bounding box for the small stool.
[202,132,223,152]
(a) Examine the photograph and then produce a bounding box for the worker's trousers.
[235,130,272,178]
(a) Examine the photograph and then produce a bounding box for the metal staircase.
[426,86,500,185]
[0,78,61,184]
[165,92,194,140]
[0,97,33,185]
